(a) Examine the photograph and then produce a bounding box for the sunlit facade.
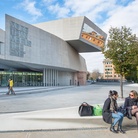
[0,14,107,87]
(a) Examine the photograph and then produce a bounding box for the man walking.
[6,79,16,95]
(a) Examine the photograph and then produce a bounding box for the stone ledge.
[0,106,137,131]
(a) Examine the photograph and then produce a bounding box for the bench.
[0,104,136,131]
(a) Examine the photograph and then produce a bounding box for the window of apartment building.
[105,71,112,74]
[105,68,112,71]
[105,75,112,77]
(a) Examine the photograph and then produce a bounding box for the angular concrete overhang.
[67,38,101,53]
[34,16,107,53]
[0,59,78,72]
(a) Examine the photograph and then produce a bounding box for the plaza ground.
[0,82,138,137]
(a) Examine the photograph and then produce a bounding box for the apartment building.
[103,59,121,80]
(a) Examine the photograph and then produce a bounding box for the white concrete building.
[0,14,107,87]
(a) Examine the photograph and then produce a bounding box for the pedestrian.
[102,90,125,133]
[124,90,138,126]
[7,79,10,90]
[6,78,16,95]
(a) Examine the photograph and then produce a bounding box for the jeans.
[112,112,124,126]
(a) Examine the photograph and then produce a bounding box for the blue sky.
[0,0,138,73]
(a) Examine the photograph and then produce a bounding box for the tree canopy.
[102,26,138,98]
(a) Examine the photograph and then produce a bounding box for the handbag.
[78,102,93,116]
[117,105,127,116]
[93,105,102,116]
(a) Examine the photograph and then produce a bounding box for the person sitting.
[102,90,125,133]
[124,90,138,126]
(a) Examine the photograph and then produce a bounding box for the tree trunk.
[120,75,123,98]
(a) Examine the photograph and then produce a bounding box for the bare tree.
[91,69,100,80]
[87,72,91,80]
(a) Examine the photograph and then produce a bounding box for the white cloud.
[64,0,112,19]
[48,3,70,18]
[46,0,114,22]
[42,0,56,5]
[20,0,42,20]
[101,0,138,36]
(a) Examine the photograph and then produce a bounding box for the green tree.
[102,26,138,98]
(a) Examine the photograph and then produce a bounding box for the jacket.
[102,98,112,124]
[124,97,138,110]
[9,80,14,87]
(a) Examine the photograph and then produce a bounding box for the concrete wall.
[0,29,5,57]
[58,71,75,86]
[0,29,4,42]
[34,16,107,43]
[34,16,84,41]
[5,14,87,72]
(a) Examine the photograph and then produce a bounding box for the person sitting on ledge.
[124,90,138,126]
[102,90,125,133]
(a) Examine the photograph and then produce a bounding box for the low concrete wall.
[0,106,137,131]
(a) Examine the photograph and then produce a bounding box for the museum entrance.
[0,71,43,87]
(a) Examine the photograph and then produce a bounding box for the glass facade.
[81,23,105,48]
[0,71,43,87]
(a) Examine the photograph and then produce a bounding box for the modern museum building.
[0,14,107,87]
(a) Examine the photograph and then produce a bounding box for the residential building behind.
[103,59,121,81]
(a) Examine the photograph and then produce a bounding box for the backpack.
[78,102,94,116]
[93,105,103,116]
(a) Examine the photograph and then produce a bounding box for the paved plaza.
[0,82,138,137]
[0,82,137,113]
